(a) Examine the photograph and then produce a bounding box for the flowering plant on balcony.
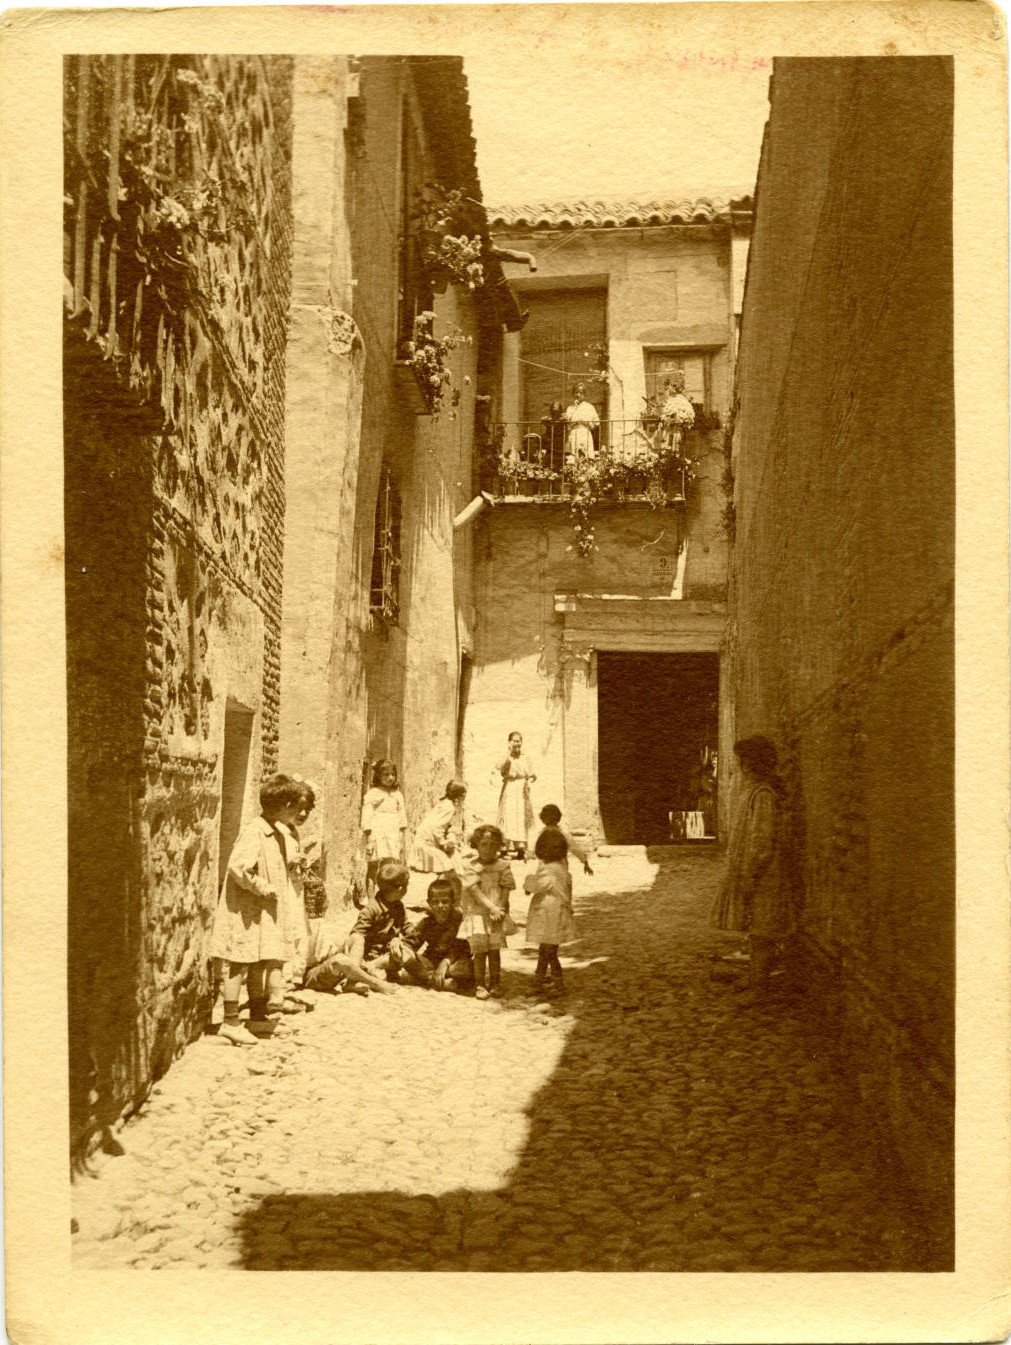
[403,311,471,415]
[413,184,485,292]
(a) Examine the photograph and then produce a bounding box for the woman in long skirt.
[494,731,536,859]
[712,735,795,1003]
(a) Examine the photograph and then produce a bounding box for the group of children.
[211,763,592,1044]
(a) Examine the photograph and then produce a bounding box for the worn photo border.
[2,4,1008,1342]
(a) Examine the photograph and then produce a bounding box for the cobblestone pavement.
[72,849,933,1271]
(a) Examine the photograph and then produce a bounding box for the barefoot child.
[524,826,576,997]
[460,824,516,999]
[402,877,473,990]
[210,774,302,1044]
[360,760,408,896]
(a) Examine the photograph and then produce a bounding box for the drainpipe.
[453,491,495,530]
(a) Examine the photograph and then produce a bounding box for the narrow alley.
[72,850,930,1273]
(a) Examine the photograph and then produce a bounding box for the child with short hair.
[459,824,516,999]
[360,760,408,895]
[302,919,396,997]
[537,803,594,876]
[345,858,412,982]
[276,778,316,1003]
[524,826,577,997]
[210,773,302,1044]
[402,877,473,991]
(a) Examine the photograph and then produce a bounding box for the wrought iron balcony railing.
[484,418,707,503]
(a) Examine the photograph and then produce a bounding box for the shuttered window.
[521,288,608,425]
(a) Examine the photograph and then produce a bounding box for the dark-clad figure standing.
[711,735,794,1002]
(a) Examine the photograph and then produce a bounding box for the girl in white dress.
[524,826,576,997]
[360,759,408,896]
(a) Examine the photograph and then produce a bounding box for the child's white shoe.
[219,1022,259,1046]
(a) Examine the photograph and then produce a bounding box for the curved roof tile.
[489,194,753,231]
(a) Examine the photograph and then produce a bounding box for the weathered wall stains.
[65,56,293,1160]
[730,57,954,1254]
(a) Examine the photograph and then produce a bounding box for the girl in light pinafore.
[360,758,408,896]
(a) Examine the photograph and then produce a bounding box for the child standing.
[459,824,516,999]
[524,827,576,997]
[276,778,316,1001]
[211,773,302,1044]
[402,876,473,991]
[536,803,594,876]
[360,760,408,896]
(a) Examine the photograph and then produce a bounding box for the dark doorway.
[597,652,719,844]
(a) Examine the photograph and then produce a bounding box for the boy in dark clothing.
[404,877,473,991]
[345,859,412,980]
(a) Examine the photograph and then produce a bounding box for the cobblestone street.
[72,849,929,1272]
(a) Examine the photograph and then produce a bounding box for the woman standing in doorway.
[711,735,794,1003]
[495,731,536,859]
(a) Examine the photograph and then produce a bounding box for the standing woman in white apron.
[494,731,536,859]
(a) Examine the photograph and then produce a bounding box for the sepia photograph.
[2,4,1008,1342]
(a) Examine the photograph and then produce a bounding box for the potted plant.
[412,184,486,293]
[397,310,471,416]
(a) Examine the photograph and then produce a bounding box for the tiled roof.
[489,194,753,231]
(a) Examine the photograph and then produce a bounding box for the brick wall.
[65,56,294,1159]
[730,57,954,1259]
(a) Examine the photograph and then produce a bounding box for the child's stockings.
[487,950,501,991]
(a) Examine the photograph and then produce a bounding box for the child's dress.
[360,787,408,861]
[276,819,311,983]
[410,796,462,873]
[210,816,294,964]
[524,859,576,947]
[459,859,516,950]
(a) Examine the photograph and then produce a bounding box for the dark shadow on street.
[238,850,950,1271]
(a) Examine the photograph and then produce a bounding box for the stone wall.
[65,56,294,1159]
[311,57,480,893]
[730,57,954,1253]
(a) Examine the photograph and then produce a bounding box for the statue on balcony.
[563,383,600,460]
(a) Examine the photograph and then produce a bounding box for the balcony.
[484,417,714,505]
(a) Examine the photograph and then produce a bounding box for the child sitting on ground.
[345,859,413,982]
[302,916,396,997]
[536,803,594,876]
[524,826,576,997]
[210,773,302,1044]
[401,876,473,991]
[459,824,516,999]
